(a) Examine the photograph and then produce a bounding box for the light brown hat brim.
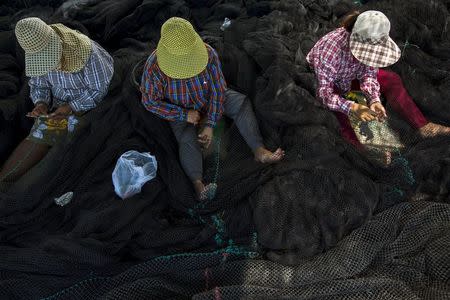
[350,35,401,68]
[25,30,62,77]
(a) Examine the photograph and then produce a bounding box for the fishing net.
[0,0,449,299]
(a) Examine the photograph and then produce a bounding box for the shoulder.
[321,28,348,48]
[89,41,113,62]
[29,75,49,83]
[142,50,165,83]
[206,44,220,63]
[317,29,348,61]
[145,50,158,69]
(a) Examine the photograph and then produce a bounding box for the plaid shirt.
[306,27,381,115]
[140,44,227,128]
[29,41,114,113]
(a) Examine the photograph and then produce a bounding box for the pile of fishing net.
[0,0,449,298]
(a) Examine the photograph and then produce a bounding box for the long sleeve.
[357,65,381,105]
[68,42,114,112]
[29,76,51,106]
[140,54,187,121]
[315,50,353,115]
[68,89,103,112]
[205,48,226,128]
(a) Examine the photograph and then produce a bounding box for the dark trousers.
[170,89,264,181]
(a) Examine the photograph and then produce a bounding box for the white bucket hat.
[349,11,401,68]
[15,17,62,77]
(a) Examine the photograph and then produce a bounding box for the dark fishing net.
[0,0,449,299]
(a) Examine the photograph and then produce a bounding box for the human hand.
[49,104,72,120]
[187,110,201,125]
[370,102,387,122]
[28,103,48,118]
[351,103,377,122]
[198,127,214,149]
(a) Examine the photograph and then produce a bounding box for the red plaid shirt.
[140,44,227,128]
[306,27,381,115]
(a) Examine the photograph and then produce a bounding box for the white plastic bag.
[112,150,158,199]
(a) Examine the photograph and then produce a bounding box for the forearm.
[141,94,187,121]
[319,87,353,115]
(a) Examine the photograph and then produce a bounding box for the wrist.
[205,121,216,129]
[35,102,48,108]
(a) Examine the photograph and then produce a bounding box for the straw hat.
[15,17,92,76]
[15,17,62,77]
[50,24,92,74]
[349,11,401,68]
[156,17,208,79]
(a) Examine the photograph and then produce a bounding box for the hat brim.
[156,34,208,79]
[350,35,401,68]
[25,30,62,77]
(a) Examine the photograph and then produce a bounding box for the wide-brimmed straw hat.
[156,17,208,79]
[15,17,92,76]
[15,17,62,77]
[50,24,92,74]
[349,11,401,68]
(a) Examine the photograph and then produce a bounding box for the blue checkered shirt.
[28,41,114,113]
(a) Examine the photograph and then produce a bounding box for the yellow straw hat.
[50,24,92,74]
[15,17,92,77]
[15,17,62,77]
[156,17,208,79]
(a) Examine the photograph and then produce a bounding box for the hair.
[341,10,361,32]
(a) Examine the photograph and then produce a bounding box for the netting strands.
[0,0,449,299]
[40,202,450,299]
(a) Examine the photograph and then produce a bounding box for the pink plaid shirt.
[306,27,381,115]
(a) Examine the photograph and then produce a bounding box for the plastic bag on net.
[112,150,158,199]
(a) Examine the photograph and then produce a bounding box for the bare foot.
[419,122,450,138]
[199,183,217,201]
[193,180,205,198]
[254,147,285,164]
[193,180,217,201]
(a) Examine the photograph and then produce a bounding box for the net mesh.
[0,0,449,299]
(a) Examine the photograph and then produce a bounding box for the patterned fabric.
[306,27,381,115]
[50,24,92,73]
[29,41,114,113]
[27,115,81,146]
[15,17,62,77]
[140,44,227,128]
[157,17,208,79]
[349,36,401,68]
[349,11,401,68]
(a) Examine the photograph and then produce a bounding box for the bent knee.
[380,71,402,84]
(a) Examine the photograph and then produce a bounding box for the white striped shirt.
[29,41,114,112]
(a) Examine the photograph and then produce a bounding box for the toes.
[199,183,217,201]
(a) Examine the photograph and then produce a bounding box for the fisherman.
[0,17,114,185]
[140,17,285,200]
[307,10,450,149]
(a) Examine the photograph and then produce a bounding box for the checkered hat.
[350,11,401,68]
[156,17,208,79]
[50,24,92,74]
[15,17,62,77]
